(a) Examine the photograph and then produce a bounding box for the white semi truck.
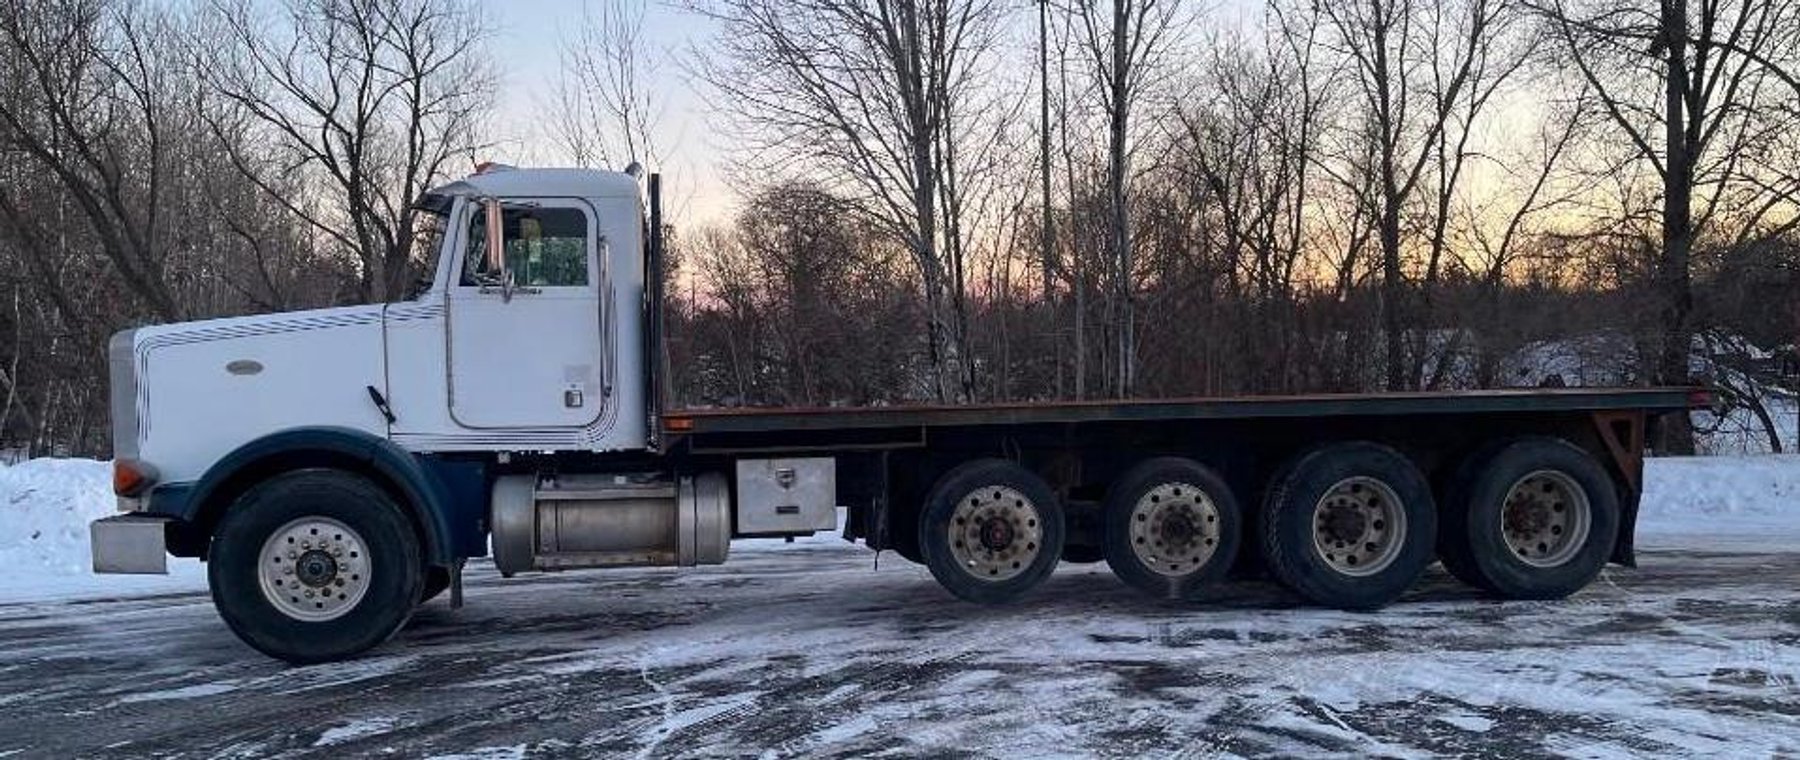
[92,166,1697,663]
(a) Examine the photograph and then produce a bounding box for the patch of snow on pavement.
[314,716,401,747]
[0,459,205,603]
[426,745,528,760]
[112,680,240,705]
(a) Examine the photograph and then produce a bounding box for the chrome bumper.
[91,515,169,574]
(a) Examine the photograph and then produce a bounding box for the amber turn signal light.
[113,459,159,497]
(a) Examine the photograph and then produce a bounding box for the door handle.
[477,285,542,298]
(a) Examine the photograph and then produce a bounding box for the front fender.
[160,427,484,565]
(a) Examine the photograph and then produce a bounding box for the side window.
[461,205,590,287]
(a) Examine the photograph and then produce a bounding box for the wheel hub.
[979,516,1016,551]
[1501,470,1591,568]
[1311,477,1405,577]
[1128,482,1221,577]
[1320,504,1368,542]
[947,486,1043,582]
[295,550,339,588]
[1159,513,1197,547]
[257,517,371,622]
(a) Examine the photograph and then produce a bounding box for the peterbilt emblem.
[225,359,264,376]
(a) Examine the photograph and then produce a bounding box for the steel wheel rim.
[1128,481,1221,577]
[257,517,371,622]
[947,485,1043,582]
[1311,477,1406,577]
[1501,469,1591,568]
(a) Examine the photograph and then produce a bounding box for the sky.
[485,1,736,226]
[478,0,1279,230]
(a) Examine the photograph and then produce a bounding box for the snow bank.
[0,459,113,576]
[0,459,204,603]
[0,455,1794,604]
[1637,454,1800,550]
[1640,455,1800,520]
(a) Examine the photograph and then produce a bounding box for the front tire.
[919,459,1065,604]
[209,469,422,664]
[1259,443,1436,610]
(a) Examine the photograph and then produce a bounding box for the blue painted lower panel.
[419,457,490,558]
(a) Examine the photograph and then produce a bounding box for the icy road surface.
[2,536,1798,758]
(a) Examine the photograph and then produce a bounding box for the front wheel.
[209,469,422,664]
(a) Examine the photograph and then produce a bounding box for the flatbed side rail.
[662,388,1697,436]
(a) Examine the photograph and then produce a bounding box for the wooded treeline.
[1,0,1796,458]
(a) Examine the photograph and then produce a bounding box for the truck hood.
[114,304,391,484]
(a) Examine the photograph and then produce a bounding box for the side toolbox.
[735,458,837,534]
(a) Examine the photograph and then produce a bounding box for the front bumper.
[91,515,171,574]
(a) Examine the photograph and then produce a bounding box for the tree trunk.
[1656,0,1696,454]
[1109,0,1133,397]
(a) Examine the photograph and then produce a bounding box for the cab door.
[446,198,606,428]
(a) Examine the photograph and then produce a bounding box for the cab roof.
[416,167,642,214]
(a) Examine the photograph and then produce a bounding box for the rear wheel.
[1102,458,1241,601]
[1259,443,1436,610]
[919,459,1065,604]
[1440,437,1619,599]
[209,469,422,664]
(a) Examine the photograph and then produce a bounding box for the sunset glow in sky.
[486,1,735,226]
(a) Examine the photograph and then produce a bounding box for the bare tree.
[1066,0,1185,396]
[1463,92,1593,385]
[1531,0,1800,451]
[0,0,188,323]
[697,0,1009,402]
[552,0,664,169]
[206,0,493,303]
[1317,0,1517,390]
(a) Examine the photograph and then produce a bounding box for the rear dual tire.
[1259,442,1437,610]
[919,460,1065,605]
[1102,458,1241,601]
[1440,438,1620,600]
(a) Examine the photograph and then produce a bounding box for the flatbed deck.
[663,388,1697,435]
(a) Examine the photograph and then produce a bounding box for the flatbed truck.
[90,167,1699,663]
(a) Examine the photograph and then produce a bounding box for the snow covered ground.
[0,455,1795,757]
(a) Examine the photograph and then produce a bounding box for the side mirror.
[483,198,504,276]
[480,198,517,302]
